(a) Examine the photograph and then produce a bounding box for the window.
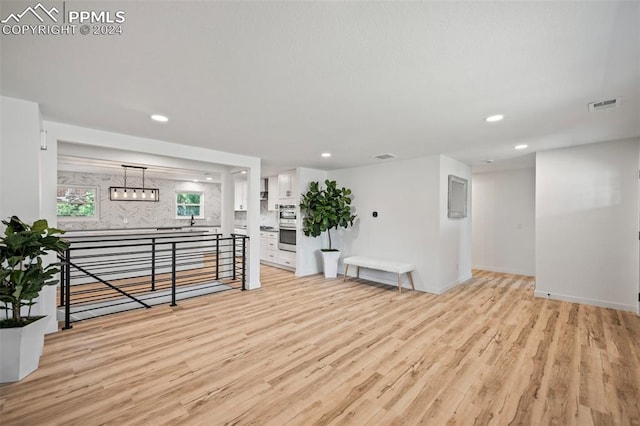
[57,186,98,219]
[176,192,204,218]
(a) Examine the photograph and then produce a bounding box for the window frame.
[175,191,205,219]
[56,185,100,221]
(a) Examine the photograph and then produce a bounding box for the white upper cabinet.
[267,176,279,211]
[234,178,247,211]
[278,170,298,202]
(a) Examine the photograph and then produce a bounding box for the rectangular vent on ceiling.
[588,97,622,112]
[374,153,397,160]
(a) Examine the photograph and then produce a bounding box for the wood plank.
[1,266,638,425]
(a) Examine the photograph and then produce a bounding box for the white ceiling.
[2,1,639,176]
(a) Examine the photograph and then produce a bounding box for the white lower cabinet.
[278,250,296,268]
[260,231,295,269]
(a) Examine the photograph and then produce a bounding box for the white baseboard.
[440,273,473,294]
[534,291,636,313]
[472,264,534,277]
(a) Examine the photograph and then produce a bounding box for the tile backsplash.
[58,171,221,230]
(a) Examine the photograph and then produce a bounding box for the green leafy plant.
[0,216,69,328]
[299,180,356,251]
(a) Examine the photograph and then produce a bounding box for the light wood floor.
[1,266,639,425]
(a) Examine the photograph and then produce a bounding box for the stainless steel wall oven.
[278,204,296,252]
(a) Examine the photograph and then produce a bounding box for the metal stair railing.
[58,233,249,329]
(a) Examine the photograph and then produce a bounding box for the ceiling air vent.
[588,97,622,112]
[374,153,397,160]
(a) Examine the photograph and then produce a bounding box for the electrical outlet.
[123,218,128,224]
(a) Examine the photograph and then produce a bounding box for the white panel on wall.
[57,171,222,230]
[535,138,639,312]
[472,167,535,276]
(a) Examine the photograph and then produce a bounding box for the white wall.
[1,97,41,222]
[536,139,639,312]
[0,97,59,333]
[330,156,443,293]
[439,156,473,292]
[472,167,535,276]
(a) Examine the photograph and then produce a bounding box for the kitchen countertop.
[233,226,279,233]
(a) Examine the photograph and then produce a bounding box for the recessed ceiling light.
[321,152,331,158]
[150,114,169,122]
[205,176,213,181]
[485,114,504,123]
[514,144,528,150]
[193,179,199,182]
[241,170,247,174]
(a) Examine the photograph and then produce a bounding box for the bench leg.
[408,271,415,291]
[397,274,402,293]
[356,266,360,279]
[344,264,349,282]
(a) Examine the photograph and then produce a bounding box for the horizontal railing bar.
[65,235,246,250]
[68,261,238,282]
[64,232,225,244]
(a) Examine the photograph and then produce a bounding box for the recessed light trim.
[485,114,504,123]
[514,144,528,150]
[151,114,169,122]
[321,152,331,158]
[205,177,213,181]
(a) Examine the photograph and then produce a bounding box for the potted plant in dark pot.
[299,180,356,278]
[0,216,69,383]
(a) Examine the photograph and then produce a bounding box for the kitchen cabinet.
[260,233,268,260]
[267,176,279,211]
[259,231,294,269]
[278,250,296,269]
[278,170,298,201]
[260,231,279,262]
[234,178,247,211]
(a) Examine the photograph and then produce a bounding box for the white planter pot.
[0,316,48,383]
[321,250,341,278]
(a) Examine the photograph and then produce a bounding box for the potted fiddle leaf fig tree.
[0,216,69,383]
[299,180,356,278]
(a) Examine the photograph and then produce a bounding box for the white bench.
[343,256,415,293]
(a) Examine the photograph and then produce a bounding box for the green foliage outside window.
[57,187,97,217]
[176,192,203,217]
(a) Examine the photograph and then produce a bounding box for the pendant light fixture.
[109,165,159,202]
